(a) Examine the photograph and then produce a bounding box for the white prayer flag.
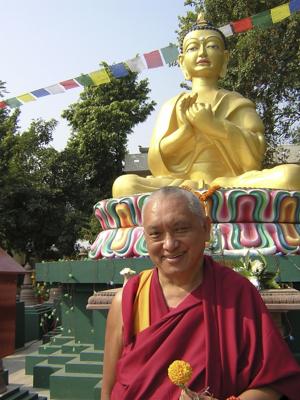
[218,24,234,37]
[125,55,146,73]
[44,84,65,94]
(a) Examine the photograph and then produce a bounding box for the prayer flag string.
[1,1,298,109]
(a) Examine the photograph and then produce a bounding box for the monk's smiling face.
[143,192,210,279]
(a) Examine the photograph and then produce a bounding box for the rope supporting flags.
[1,1,299,110]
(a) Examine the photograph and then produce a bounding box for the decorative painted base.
[89,189,300,259]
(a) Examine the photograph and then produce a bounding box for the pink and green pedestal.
[90,188,300,258]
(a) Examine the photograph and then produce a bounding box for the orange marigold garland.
[199,185,221,203]
[180,185,221,204]
[180,185,221,217]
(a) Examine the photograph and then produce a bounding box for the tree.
[177,0,300,166]
[0,68,155,261]
[0,111,62,259]
[0,77,82,258]
[0,98,20,248]
[62,65,156,207]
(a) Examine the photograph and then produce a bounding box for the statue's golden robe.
[113,90,299,197]
[148,89,265,182]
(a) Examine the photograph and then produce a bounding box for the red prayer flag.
[60,79,80,90]
[143,50,163,69]
[232,17,253,33]
[0,101,7,109]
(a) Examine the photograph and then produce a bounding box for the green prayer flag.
[5,97,22,108]
[160,44,179,64]
[252,10,273,28]
[75,74,94,87]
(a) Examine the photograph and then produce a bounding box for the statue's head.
[178,13,229,81]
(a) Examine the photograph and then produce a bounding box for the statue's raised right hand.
[176,93,198,127]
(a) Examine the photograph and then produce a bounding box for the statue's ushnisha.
[113,14,300,197]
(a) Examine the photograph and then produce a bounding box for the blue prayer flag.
[31,88,50,98]
[289,0,300,12]
[109,63,129,78]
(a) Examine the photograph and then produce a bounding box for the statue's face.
[179,29,228,80]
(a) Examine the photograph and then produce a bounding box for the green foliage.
[178,0,300,166]
[0,79,83,259]
[0,111,73,260]
[79,214,102,245]
[62,65,156,202]
[0,68,155,260]
[233,251,280,290]
[290,126,300,144]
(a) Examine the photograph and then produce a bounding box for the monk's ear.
[178,54,192,81]
[220,50,229,79]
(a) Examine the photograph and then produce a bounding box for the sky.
[1,0,191,154]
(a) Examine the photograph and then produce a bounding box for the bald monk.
[112,15,300,197]
[101,187,300,399]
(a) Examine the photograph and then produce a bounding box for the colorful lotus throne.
[89,188,300,259]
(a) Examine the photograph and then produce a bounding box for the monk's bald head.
[142,187,206,223]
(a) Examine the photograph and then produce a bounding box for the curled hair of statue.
[179,12,228,52]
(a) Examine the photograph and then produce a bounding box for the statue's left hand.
[186,102,214,131]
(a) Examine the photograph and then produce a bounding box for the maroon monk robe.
[110,256,300,400]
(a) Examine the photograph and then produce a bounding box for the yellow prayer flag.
[89,69,111,86]
[17,93,36,103]
[271,3,290,23]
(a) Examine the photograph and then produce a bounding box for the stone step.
[49,335,74,346]
[33,360,63,388]
[38,345,61,355]
[79,349,103,362]
[93,381,101,400]
[65,357,103,374]
[25,353,48,375]
[50,371,100,400]
[26,340,103,399]
[61,343,90,355]
[47,351,77,365]
[13,394,38,400]
[0,385,20,399]
[0,385,43,400]
[26,344,79,374]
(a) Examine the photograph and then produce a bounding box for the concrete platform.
[3,340,50,399]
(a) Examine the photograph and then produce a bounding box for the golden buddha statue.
[112,14,300,197]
